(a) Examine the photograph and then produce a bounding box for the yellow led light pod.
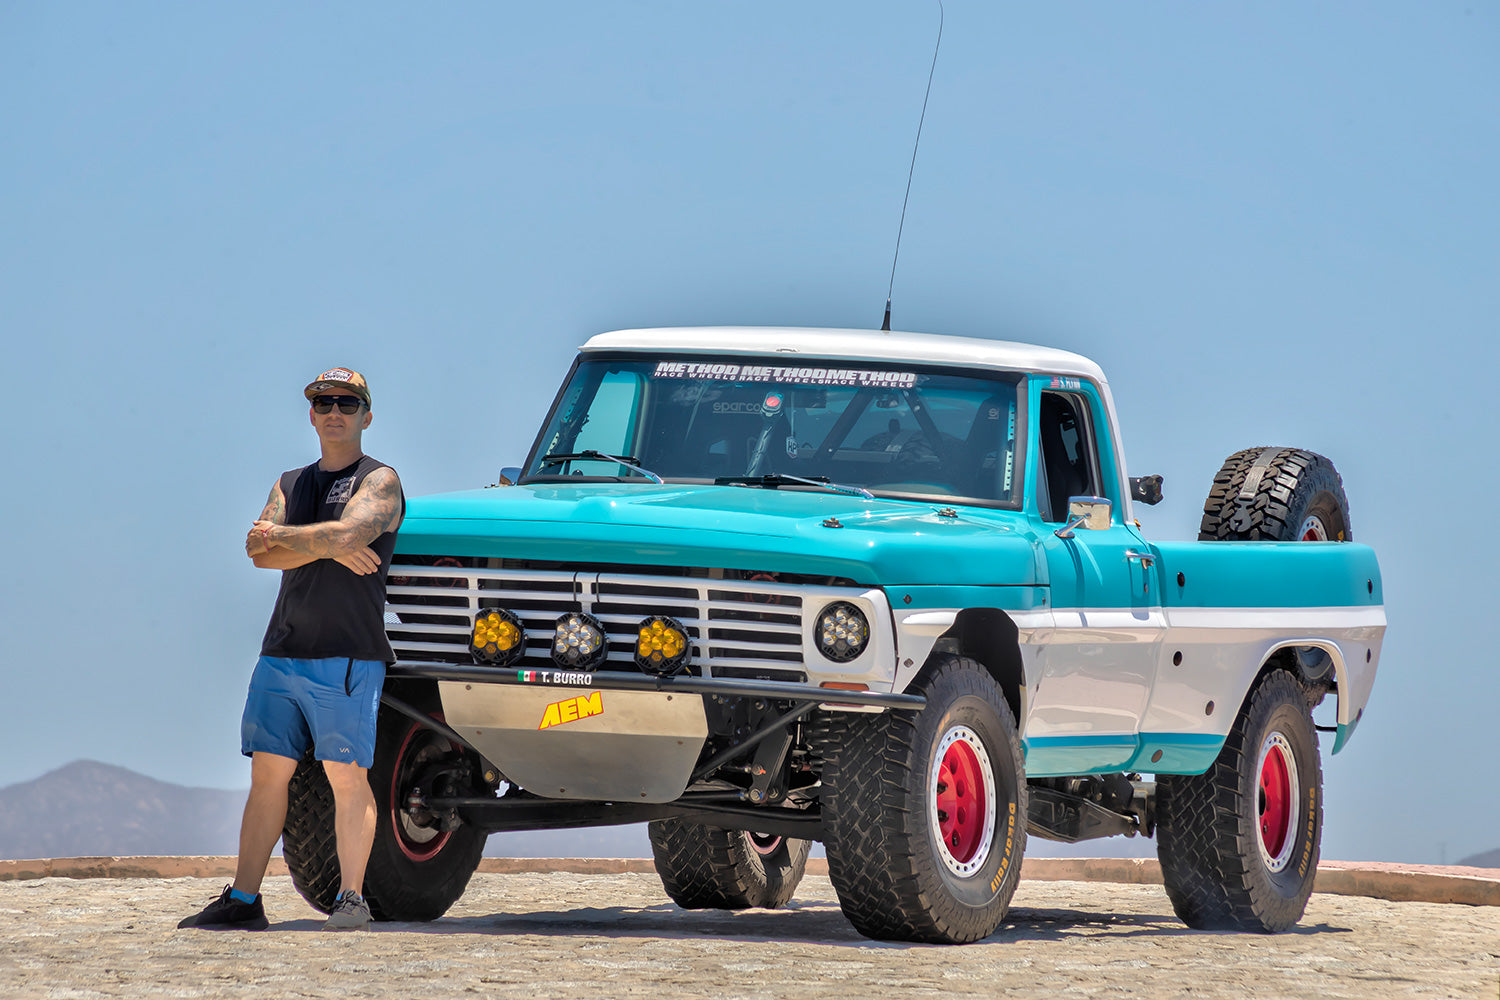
[634,615,690,676]
[471,608,525,666]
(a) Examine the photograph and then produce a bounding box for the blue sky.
[1,2,1495,865]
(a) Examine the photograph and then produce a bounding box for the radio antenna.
[881,0,944,333]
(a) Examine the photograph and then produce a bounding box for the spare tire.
[1199,447,1351,542]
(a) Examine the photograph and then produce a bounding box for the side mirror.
[1055,495,1112,539]
[1130,475,1164,506]
[493,466,523,488]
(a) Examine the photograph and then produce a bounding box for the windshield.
[525,356,1023,506]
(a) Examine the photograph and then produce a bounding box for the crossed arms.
[244,467,403,576]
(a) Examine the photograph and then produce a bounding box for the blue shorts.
[240,656,386,769]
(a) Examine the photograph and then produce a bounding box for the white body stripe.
[893,604,1386,753]
[1163,606,1387,630]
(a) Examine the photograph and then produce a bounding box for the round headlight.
[471,608,525,666]
[815,601,869,663]
[634,615,691,676]
[551,611,609,670]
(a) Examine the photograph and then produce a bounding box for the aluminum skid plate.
[438,681,708,803]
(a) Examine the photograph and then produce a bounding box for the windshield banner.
[650,361,918,389]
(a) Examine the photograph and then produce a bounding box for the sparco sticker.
[651,361,917,389]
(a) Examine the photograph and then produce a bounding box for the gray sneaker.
[322,890,372,931]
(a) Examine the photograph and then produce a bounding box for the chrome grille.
[385,565,814,677]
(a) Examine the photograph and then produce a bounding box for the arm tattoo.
[258,481,287,524]
[273,468,401,558]
[335,468,402,544]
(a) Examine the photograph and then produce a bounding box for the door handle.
[1125,550,1155,594]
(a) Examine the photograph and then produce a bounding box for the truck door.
[1024,385,1165,776]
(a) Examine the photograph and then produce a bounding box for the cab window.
[1036,391,1101,522]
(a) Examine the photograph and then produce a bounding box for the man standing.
[180,367,404,932]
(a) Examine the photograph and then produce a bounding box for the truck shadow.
[318,902,1350,946]
[998,906,1351,942]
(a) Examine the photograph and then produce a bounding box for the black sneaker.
[322,889,372,931]
[178,886,269,931]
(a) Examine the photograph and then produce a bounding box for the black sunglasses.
[311,394,364,415]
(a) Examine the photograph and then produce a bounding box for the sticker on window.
[651,361,917,389]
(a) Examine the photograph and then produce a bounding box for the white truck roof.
[581,327,1107,383]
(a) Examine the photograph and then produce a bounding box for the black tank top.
[259,455,404,663]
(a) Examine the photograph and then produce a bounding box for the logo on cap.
[319,368,356,382]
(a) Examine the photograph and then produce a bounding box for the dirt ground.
[2,872,1497,999]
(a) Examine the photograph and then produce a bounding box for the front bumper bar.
[386,660,927,711]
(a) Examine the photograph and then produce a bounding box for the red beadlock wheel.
[389,718,456,863]
[1256,732,1299,872]
[931,727,995,872]
[1298,515,1329,541]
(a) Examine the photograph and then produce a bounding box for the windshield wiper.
[715,474,873,499]
[536,450,664,484]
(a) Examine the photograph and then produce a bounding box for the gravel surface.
[3,873,1497,999]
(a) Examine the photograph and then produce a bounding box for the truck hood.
[395,483,1041,587]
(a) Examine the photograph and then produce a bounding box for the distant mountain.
[0,760,244,859]
[1457,847,1500,869]
[0,760,649,860]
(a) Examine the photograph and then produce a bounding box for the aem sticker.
[651,361,917,389]
[538,692,604,730]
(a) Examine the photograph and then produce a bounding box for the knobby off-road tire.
[1199,447,1352,542]
[1156,670,1322,932]
[282,698,487,920]
[362,701,486,920]
[814,654,1026,944]
[282,755,341,912]
[648,819,811,909]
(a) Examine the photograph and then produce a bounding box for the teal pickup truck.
[280,327,1384,944]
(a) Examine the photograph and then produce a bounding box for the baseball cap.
[303,367,371,406]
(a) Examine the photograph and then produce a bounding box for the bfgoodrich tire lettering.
[814,653,1026,943]
[648,820,811,909]
[1156,670,1322,932]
